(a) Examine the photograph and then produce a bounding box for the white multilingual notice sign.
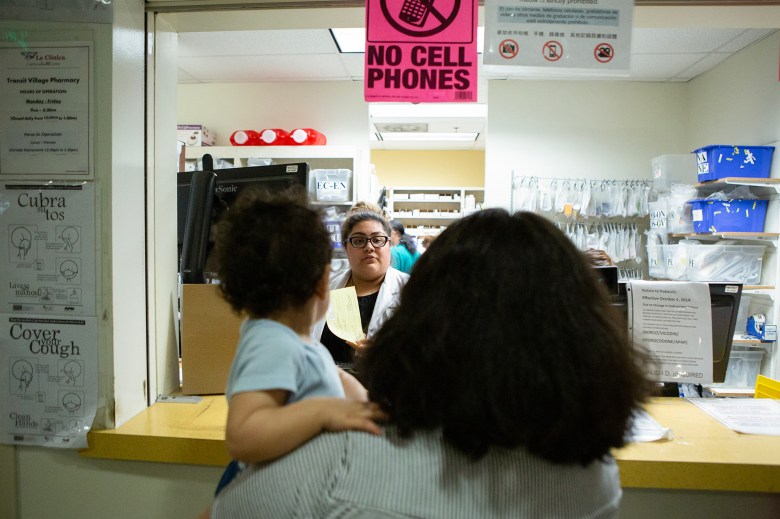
[483,0,633,71]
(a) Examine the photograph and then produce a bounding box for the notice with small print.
[0,42,93,178]
[628,280,713,384]
[365,0,478,102]
[327,287,366,343]
[483,0,633,71]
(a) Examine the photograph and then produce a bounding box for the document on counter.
[326,286,365,343]
[689,398,780,436]
[626,409,673,443]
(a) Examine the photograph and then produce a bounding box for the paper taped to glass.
[326,287,365,343]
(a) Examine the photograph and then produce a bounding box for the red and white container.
[258,128,291,145]
[289,128,327,145]
[229,130,261,146]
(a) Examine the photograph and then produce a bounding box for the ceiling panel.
[174,26,777,149]
[178,54,351,82]
[178,29,338,57]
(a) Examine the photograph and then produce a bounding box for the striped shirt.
[212,427,622,519]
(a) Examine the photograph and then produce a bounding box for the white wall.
[6,0,148,517]
[177,81,369,147]
[685,32,779,149]
[484,80,689,209]
[484,31,780,211]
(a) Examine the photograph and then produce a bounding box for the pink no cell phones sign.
[364,0,478,103]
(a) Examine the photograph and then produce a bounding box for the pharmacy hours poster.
[0,42,93,178]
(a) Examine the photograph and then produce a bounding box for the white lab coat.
[312,266,409,342]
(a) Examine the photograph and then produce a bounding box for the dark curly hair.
[357,209,651,465]
[212,187,331,318]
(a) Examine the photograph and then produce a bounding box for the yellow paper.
[326,287,366,343]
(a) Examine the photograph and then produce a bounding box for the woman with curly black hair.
[213,209,651,519]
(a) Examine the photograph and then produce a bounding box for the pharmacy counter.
[80,397,780,493]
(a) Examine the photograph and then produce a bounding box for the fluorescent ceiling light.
[331,27,484,54]
[329,28,365,53]
[381,132,478,142]
[370,103,486,119]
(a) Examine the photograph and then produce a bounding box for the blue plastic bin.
[688,199,768,233]
[695,145,774,182]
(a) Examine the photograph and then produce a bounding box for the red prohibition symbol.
[498,39,519,59]
[594,43,614,63]
[543,41,563,62]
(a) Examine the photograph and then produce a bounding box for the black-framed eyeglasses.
[344,235,390,248]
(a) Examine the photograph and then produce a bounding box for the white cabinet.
[385,186,484,237]
[183,145,369,208]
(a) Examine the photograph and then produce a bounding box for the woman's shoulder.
[312,430,620,518]
[386,266,410,285]
[329,267,352,289]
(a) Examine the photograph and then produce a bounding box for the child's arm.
[338,368,369,402]
[225,389,386,464]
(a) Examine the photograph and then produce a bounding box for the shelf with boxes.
[384,186,484,238]
[183,145,367,208]
[650,144,779,388]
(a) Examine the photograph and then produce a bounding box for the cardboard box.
[180,284,242,395]
[177,124,216,146]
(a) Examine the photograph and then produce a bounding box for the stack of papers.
[689,398,780,435]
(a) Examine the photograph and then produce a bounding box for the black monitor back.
[177,160,310,283]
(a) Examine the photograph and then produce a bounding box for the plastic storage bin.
[653,243,766,283]
[652,154,697,192]
[312,169,352,203]
[722,349,765,387]
[660,244,689,280]
[686,244,765,284]
[694,145,775,182]
[646,242,666,279]
[688,199,768,233]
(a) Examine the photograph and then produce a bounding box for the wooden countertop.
[80,397,780,493]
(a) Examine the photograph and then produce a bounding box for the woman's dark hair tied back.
[389,219,417,255]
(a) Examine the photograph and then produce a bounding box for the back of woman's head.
[389,219,417,255]
[213,187,331,317]
[359,209,650,465]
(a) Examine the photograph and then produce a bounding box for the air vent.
[374,123,429,133]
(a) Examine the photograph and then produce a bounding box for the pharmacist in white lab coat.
[313,209,409,368]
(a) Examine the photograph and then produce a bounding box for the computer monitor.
[610,281,742,385]
[593,266,619,296]
[178,158,310,283]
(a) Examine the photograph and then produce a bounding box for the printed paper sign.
[0,314,97,448]
[628,280,713,384]
[326,286,366,343]
[0,42,93,178]
[0,182,96,316]
[365,0,478,102]
[483,0,633,71]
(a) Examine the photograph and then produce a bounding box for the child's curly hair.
[213,187,331,317]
